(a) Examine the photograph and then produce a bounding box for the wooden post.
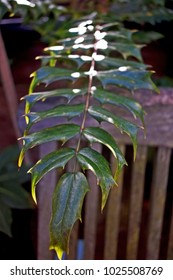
[126,146,147,259]
[104,145,125,259]
[0,31,20,139]
[146,147,171,259]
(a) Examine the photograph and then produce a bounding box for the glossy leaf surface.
[83,127,127,179]
[88,106,138,159]
[97,69,158,92]
[77,147,115,209]
[26,104,84,129]
[92,87,145,124]
[18,124,80,167]
[23,88,86,113]
[29,66,78,92]
[49,172,89,259]
[29,148,75,202]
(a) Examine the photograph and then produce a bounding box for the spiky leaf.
[92,87,145,125]
[39,54,92,68]
[18,124,80,167]
[26,104,84,129]
[99,56,149,70]
[49,172,89,259]
[97,69,159,92]
[29,66,78,92]
[83,127,127,179]
[88,106,139,159]
[23,88,87,114]
[77,147,115,209]
[107,43,142,60]
[29,148,75,202]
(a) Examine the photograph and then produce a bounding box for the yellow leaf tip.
[49,245,64,260]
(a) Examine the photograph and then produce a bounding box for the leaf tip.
[18,149,24,168]
[31,181,37,204]
[49,245,64,260]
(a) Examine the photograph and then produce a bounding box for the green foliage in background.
[111,0,173,24]
[0,145,34,237]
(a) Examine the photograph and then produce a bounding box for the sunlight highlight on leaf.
[71,72,81,78]
[45,46,64,51]
[94,30,106,40]
[96,39,108,49]
[15,0,35,7]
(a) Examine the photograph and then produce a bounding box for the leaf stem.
[73,37,98,171]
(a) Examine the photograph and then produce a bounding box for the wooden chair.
[34,88,173,260]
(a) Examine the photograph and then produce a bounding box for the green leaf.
[46,35,94,50]
[0,203,12,237]
[38,54,92,68]
[77,147,115,209]
[23,88,87,114]
[0,3,10,20]
[0,145,19,170]
[92,87,145,124]
[18,124,80,167]
[100,22,120,31]
[49,172,89,259]
[26,104,85,129]
[29,66,78,92]
[133,31,164,44]
[99,57,149,70]
[29,148,76,202]
[88,106,139,159]
[107,43,142,61]
[0,185,34,209]
[105,30,134,42]
[83,127,127,180]
[97,69,159,92]
[0,171,26,183]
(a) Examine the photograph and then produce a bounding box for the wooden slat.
[126,145,148,259]
[167,206,173,259]
[0,31,20,139]
[0,33,31,164]
[83,171,99,259]
[104,145,125,259]
[83,144,101,259]
[37,142,58,260]
[146,147,171,259]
